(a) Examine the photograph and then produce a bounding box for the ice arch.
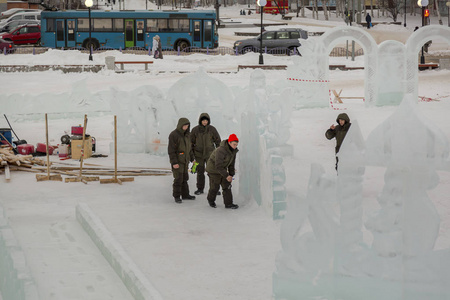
[377,40,406,106]
[319,26,379,105]
[405,26,450,101]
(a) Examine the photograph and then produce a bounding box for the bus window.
[46,19,55,32]
[157,19,168,32]
[168,19,189,32]
[194,21,200,41]
[113,19,123,31]
[78,18,89,32]
[147,19,157,31]
[94,18,112,31]
[204,20,212,42]
[179,19,189,31]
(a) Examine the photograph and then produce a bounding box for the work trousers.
[172,164,190,198]
[196,159,206,190]
[207,173,233,206]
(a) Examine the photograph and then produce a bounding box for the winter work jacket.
[206,139,239,178]
[325,113,351,153]
[190,113,221,161]
[168,118,194,166]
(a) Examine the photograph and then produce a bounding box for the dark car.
[0,19,40,32]
[0,24,41,46]
[233,28,308,55]
[0,38,15,53]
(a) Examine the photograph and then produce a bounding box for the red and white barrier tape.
[329,90,347,110]
[287,77,330,83]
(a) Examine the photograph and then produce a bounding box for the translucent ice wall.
[0,204,40,300]
[237,70,292,219]
[274,95,450,300]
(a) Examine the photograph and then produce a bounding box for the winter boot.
[174,196,182,203]
[225,204,239,209]
[209,201,217,208]
[194,189,204,195]
[182,195,196,200]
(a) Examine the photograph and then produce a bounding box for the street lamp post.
[404,0,406,27]
[257,0,266,65]
[85,0,93,61]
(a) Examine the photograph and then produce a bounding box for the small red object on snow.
[36,143,54,155]
[17,144,35,155]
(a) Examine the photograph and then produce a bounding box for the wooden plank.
[36,174,63,182]
[100,177,134,184]
[2,161,10,181]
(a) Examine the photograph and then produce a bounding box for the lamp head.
[85,0,93,8]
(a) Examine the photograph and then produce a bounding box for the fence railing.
[1,46,364,57]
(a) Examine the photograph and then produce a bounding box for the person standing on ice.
[190,113,221,195]
[168,118,196,203]
[325,113,351,171]
[153,35,163,59]
[205,134,240,209]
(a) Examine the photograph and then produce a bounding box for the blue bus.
[40,10,218,50]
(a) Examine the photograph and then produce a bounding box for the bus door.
[192,20,202,48]
[125,19,134,48]
[202,20,214,49]
[66,19,76,48]
[135,19,145,48]
[55,19,65,48]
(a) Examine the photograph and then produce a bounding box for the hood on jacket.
[336,113,350,124]
[198,113,211,126]
[176,117,190,133]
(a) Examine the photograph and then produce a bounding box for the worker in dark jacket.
[190,113,221,195]
[365,13,372,29]
[168,117,196,203]
[205,134,239,209]
[325,113,351,171]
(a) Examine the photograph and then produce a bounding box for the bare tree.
[322,0,329,20]
[379,0,403,21]
[433,0,443,24]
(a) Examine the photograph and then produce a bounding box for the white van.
[0,11,41,26]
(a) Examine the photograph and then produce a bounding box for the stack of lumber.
[0,146,47,180]
[0,146,47,168]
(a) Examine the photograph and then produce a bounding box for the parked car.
[0,11,41,26]
[1,8,40,19]
[0,24,41,46]
[233,28,308,55]
[0,19,40,32]
[0,38,15,53]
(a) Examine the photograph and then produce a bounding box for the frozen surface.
[1,3,450,300]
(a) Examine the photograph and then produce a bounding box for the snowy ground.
[1,3,450,300]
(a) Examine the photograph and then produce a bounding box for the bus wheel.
[84,39,99,51]
[177,40,190,51]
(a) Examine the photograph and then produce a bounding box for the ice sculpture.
[274,95,450,299]
[166,67,237,136]
[109,85,169,154]
[238,70,292,219]
[286,39,330,108]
